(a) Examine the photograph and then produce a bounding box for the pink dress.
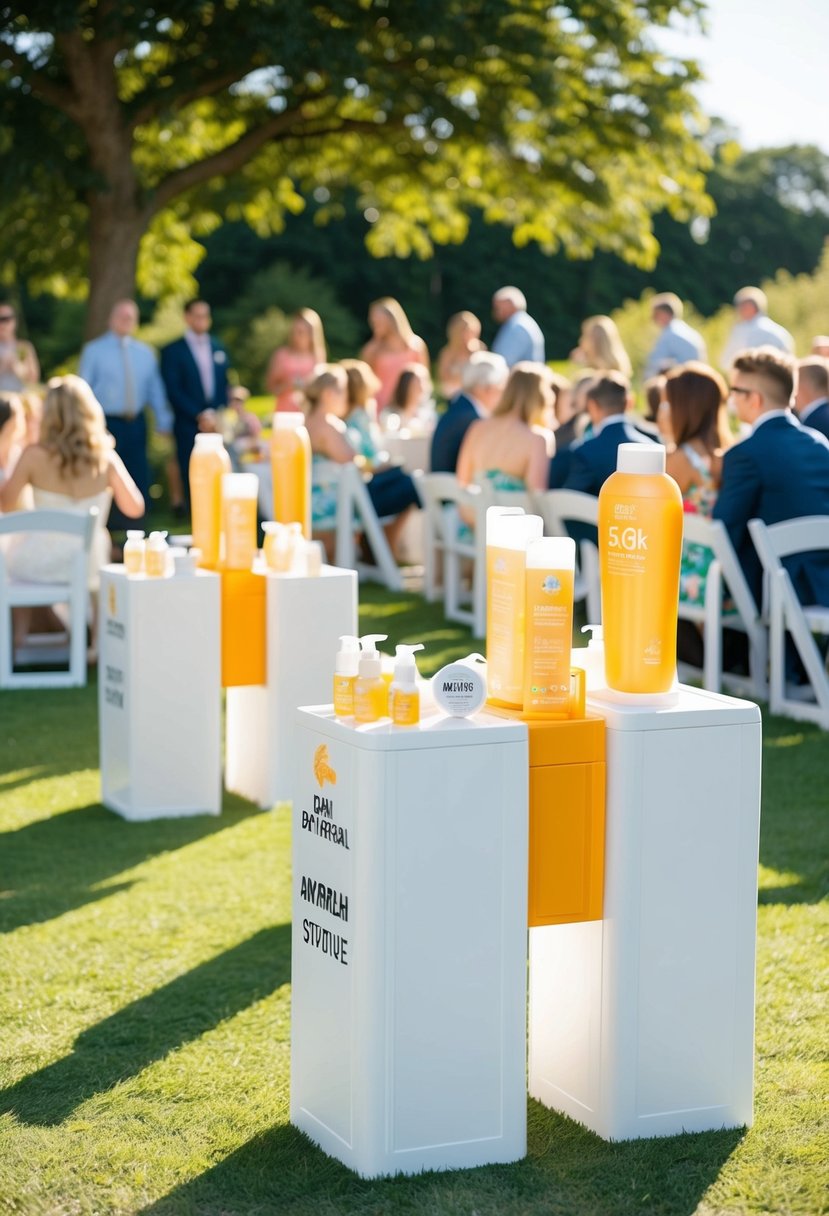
[270,348,317,412]
[370,347,426,411]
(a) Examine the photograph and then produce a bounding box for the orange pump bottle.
[598,443,683,695]
[189,434,231,569]
[270,412,312,539]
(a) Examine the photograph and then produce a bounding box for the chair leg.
[768,577,786,716]
[0,603,13,688]
[703,563,723,693]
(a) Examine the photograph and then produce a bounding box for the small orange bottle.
[270,412,312,539]
[598,443,683,695]
[189,434,231,569]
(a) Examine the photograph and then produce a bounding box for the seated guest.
[340,359,382,463]
[456,361,553,499]
[550,372,657,494]
[569,314,632,378]
[811,336,829,357]
[436,311,486,399]
[642,375,667,439]
[381,363,435,434]
[303,365,420,559]
[0,392,26,496]
[795,357,829,441]
[552,373,593,461]
[713,347,829,610]
[430,351,508,474]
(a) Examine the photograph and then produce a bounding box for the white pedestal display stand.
[528,685,762,1140]
[290,707,529,1178]
[225,567,357,808]
[98,565,221,819]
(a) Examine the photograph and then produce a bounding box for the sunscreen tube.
[598,443,683,695]
[522,536,576,719]
[432,654,488,717]
[486,508,543,708]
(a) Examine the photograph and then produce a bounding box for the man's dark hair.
[586,371,629,415]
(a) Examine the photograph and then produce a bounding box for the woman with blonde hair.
[456,362,554,497]
[339,359,382,462]
[570,315,632,378]
[0,374,144,651]
[360,297,429,412]
[436,311,486,398]
[266,308,327,411]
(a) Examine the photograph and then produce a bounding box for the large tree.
[0,0,712,337]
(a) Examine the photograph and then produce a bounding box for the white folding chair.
[311,461,403,591]
[0,507,99,689]
[676,515,768,699]
[416,472,488,636]
[533,489,601,624]
[748,516,829,728]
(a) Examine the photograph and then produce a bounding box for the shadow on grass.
[0,922,290,1127]
[138,1106,744,1216]
[0,799,261,934]
[757,711,829,906]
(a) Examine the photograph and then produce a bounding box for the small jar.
[145,531,169,578]
[123,530,146,576]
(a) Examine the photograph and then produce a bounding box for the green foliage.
[0,0,712,325]
[0,628,827,1216]
[213,261,361,391]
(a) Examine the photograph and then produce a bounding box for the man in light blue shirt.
[491,286,546,366]
[79,299,172,530]
[642,292,706,381]
[721,286,794,368]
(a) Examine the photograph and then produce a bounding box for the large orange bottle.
[270,412,312,539]
[189,434,231,568]
[598,443,683,694]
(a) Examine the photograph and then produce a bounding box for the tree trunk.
[85,202,145,340]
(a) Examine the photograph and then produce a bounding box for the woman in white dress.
[0,374,144,651]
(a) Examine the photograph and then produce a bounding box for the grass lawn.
[1,584,827,1216]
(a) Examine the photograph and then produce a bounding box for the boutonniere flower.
[213,350,227,364]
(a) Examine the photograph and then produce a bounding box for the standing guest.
[550,372,657,494]
[160,299,230,506]
[0,303,40,392]
[490,287,545,367]
[713,347,829,608]
[436,311,486,399]
[811,335,829,357]
[431,351,509,475]
[794,357,829,441]
[570,315,632,378]
[456,362,553,498]
[266,309,326,412]
[643,293,706,380]
[79,298,171,531]
[361,298,429,412]
[721,287,794,368]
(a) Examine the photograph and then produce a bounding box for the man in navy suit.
[161,299,230,503]
[549,372,658,494]
[714,347,829,609]
[430,351,508,473]
[795,357,829,441]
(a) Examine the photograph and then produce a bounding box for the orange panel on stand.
[488,708,606,926]
[221,569,266,687]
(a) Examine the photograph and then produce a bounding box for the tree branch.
[0,37,78,116]
[128,68,243,131]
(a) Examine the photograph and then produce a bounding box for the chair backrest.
[0,507,99,544]
[683,513,761,625]
[748,515,829,565]
[534,489,599,536]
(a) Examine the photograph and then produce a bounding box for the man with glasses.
[713,347,829,610]
[79,299,171,531]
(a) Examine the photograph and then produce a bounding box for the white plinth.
[224,566,357,808]
[528,685,762,1140]
[98,566,221,819]
[291,706,529,1177]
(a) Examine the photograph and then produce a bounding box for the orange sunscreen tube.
[598,443,683,694]
[522,536,576,719]
[270,412,312,539]
[190,434,231,569]
[486,507,543,708]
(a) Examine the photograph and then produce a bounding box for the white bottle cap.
[222,472,259,499]
[147,531,167,545]
[336,635,360,676]
[125,530,145,540]
[194,433,225,449]
[486,510,544,551]
[393,643,424,683]
[273,411,306,429]
[616,443,665,475]
[358,633,388,679]
[526,536,576,571]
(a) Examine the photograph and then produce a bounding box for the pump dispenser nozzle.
[357,634,388,678]
[336,635,361,675]
[392,643,424,681]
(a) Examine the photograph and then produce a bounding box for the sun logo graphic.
[542,575,561,594]
[313,744,337,788]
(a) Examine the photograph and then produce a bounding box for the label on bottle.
[391,687,419,727]
[333,675,355,718]
[523,566,574,716]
